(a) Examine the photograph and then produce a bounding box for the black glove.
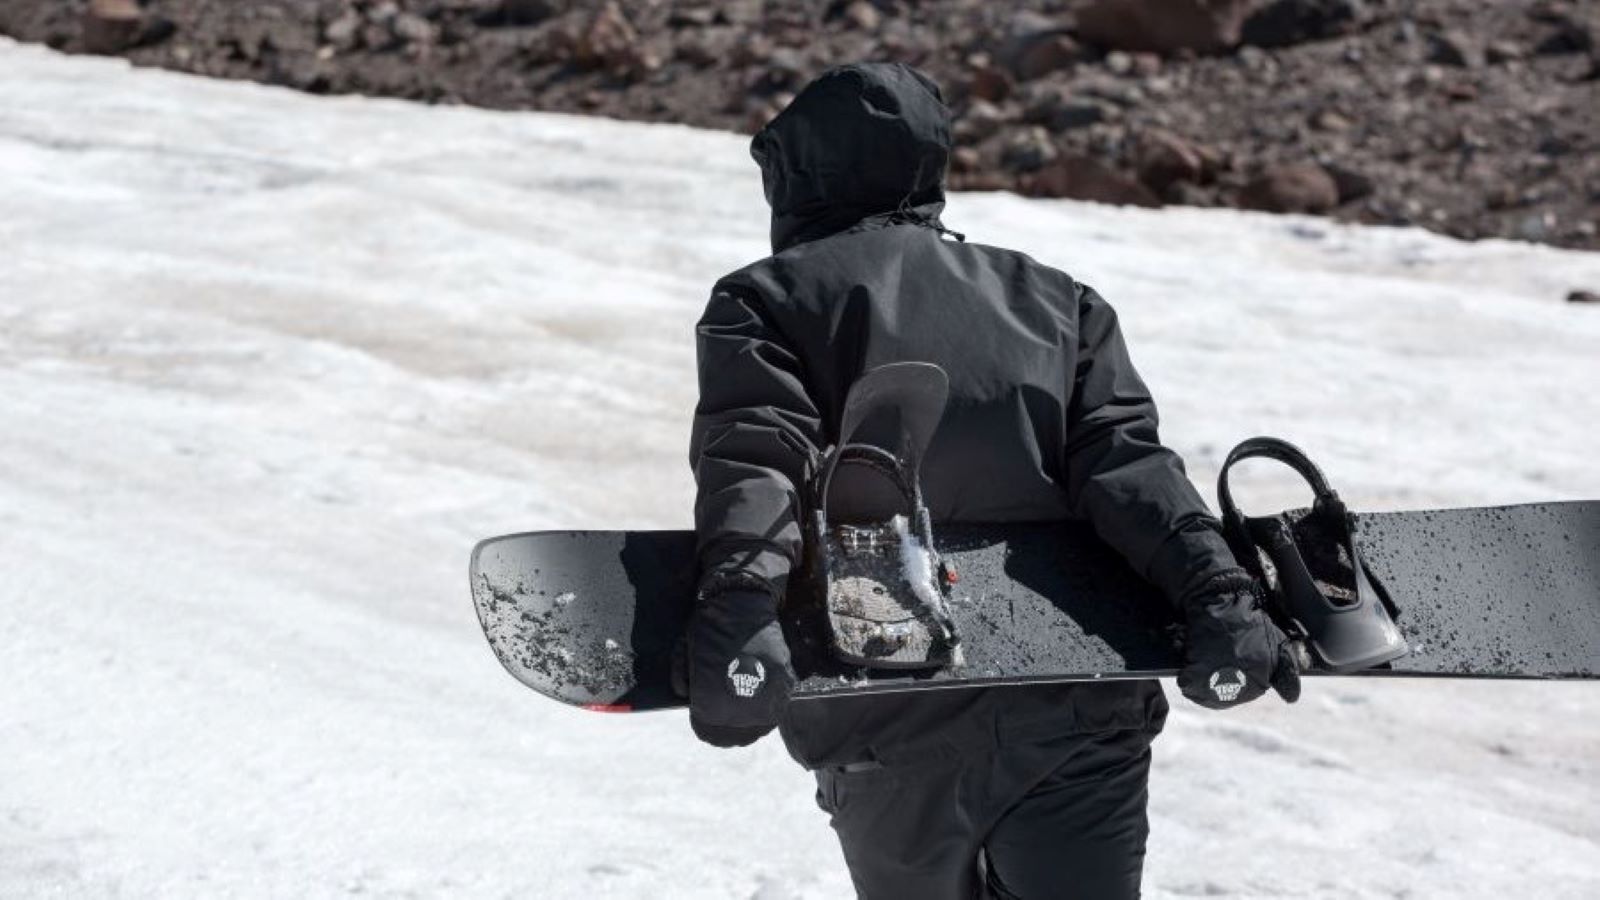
[682,588,796,748]
[1178,571,1302,710]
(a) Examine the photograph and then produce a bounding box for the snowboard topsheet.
[470,502,1600,711]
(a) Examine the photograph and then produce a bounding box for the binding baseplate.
[809,363,961,670]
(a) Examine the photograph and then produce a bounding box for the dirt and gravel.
[4,0,1597,249]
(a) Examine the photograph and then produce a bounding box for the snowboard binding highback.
[1218,437,1409,673]
[807,363,962,670]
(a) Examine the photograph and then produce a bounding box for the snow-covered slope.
[2,39,1598,899]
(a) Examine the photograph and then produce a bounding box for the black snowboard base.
[470,502,1600,712]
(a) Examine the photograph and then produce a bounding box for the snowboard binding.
[1218,437,1409,673]
[807,363,961,670]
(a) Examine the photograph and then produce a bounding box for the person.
[685,62,1300,899]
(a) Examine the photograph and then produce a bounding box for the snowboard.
[470,501,1600,712]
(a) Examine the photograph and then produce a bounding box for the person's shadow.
[993,522,1183,677]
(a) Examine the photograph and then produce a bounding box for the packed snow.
[2,39,1598,899]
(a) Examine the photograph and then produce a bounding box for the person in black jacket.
[686,62,1299,899]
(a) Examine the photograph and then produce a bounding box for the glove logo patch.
[1209,668,1246,703]
[726,658,766,698]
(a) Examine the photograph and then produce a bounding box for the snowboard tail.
[470,502,1600,712]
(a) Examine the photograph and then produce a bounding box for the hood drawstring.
[889,195,965,242]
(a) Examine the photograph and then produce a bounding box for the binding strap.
[811,442,917,521]
[1217,436,1347,542]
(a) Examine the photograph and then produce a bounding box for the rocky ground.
[4,0,1598,250]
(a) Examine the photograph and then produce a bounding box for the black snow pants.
[813,724,1158,900]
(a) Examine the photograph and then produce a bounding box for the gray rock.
[1023,87,1113,132]
[841,1,882,32]
[1000,126,1059,172]
[667,7,718,29]
[324,10,363,50]
[1517,212,1556,242]
[996,12,1082,81]
[957,99,1011,139]
[1426,30,1481,68]
[393,13,438,46]
[1485,39,1525,64]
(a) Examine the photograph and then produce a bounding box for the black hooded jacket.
[690,63,1237,768]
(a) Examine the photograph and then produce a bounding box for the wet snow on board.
[1,39,1598,899]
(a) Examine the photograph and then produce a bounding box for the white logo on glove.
[1209,668,1247,703]
[726,658,766,698]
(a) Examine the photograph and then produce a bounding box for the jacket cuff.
[1145,519,1241,608]
[697,569,778,602]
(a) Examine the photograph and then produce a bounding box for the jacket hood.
[750,62,952,253]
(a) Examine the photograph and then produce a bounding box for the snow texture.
[889,513,962,667]
[890,515,938,615]
[2,39,1599,899]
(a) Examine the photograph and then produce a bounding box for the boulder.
[82,0,144,55]
[561,2,657,77]
[1000,126,1059,173]
[666,6,718,29]
[996,11,1082,80]
[1134,129,1215,192]
[575,3,635,67]
[1022,86,1113,132]
[1239,162,1341,213]
[1075,0,1252,55]
[751,47,808,92]
[1323,163,1375,203]
[1013,34,1084,81]
[953,99,1011,144]
[1485,39,1526,64]
[1426,29,1481,68]
[840,1,882,32]
[1025,155,1161,207]
[1533,16,1594,56]
[674,26,736,68]
[486,0,564,27]
[967,63,1015,103]
[1241,0,1365,49]
[392,13,439,47]
[324,10,363,51]
[949,169,1017,192]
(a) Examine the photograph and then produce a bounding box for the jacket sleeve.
[689,283,825,601]
[1061,283,1239,607]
